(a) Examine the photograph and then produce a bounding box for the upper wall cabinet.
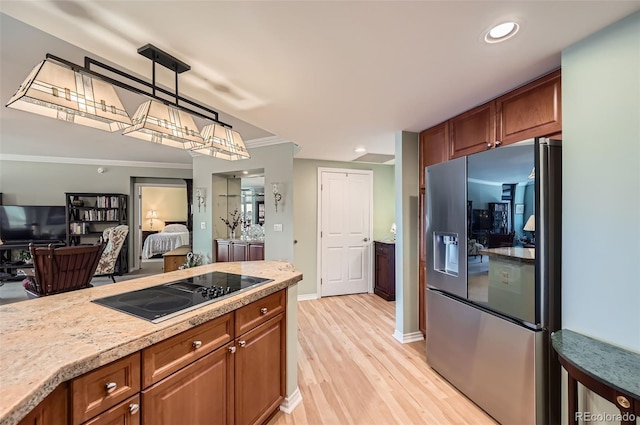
[419,121,449,188]
[496,70,561,145]
[449,101,496,159]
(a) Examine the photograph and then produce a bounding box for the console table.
[551,329,640,425]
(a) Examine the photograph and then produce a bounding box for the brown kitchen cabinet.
[449,101,496,159]
[235,315,286,425]
[17,384,69,425]
[19,290,287,425]
[496,69,561,145]
[215,239,265,262]
[374,241,396,301]
[419,121,449,188]
[142,344,234,425]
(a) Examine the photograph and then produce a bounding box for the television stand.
[0,242,64,282]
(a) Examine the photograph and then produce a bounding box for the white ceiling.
[1,1,639,165]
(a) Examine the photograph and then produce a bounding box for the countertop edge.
[0,263,302,425]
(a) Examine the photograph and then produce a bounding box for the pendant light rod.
[44,53,232,128]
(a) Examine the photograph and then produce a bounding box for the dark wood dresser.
[374,241,396,301]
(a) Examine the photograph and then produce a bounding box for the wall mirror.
[212,169,264,240]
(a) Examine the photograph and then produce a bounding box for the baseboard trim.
[393,330,425,344]
[297,293,318,302]
[280,387,302,413]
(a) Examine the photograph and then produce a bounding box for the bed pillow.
[162,224,188,233]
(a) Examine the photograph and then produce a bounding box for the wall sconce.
[146,209,158,230]
[272,183,283,212]
[195,188,207,212]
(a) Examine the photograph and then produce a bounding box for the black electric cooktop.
[92,272,273,323]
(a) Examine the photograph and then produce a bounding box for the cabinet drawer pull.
[129,403,140,415]
[238,340,246,347]
[105,382,117,393]
[192,340,202,349]
[228,346,236,354]
[260,307,268,315]
[616,395,631,409]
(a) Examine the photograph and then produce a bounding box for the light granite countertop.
[0,260,302,425]
[479,246,535,264]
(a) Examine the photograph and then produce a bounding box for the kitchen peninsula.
[0,261,302,425]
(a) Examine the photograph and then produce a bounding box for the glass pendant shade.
[122,100,204,149]
[5,60,132,131]
[193,123,250,160]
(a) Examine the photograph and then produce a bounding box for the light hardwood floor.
[269,294,497,425]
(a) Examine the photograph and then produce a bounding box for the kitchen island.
[0,260,302,425]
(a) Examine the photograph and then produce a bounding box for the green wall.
[292,158,395,297]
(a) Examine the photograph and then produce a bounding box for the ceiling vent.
[352,153,395,164]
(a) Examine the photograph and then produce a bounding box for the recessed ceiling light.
[354,147,367,153]
[485,22,519,43]
[242,170,249,175]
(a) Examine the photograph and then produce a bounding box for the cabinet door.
[83,395,140,425]
[142,344,234,425]
[235,314,285,425]
[231,242,248,261]
[18,384,68,425]
[374,242,395,301]
[419,122,449,188]
[216,240,231,262]
[496,70,561,145]
[247,243,264,261]
[450,101,495,158]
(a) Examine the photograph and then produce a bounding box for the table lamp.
[146,209,158,230]
[523,214,535,244]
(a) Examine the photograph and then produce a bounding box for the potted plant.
[179,252,202,269]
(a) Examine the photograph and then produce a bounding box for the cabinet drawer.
[235,290,286,336]
[71,352,140,425]
[83,394,140,425]
[142,312,233,387]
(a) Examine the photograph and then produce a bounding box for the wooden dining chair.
[22,241,106,298]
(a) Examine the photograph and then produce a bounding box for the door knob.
[363,238,369,242]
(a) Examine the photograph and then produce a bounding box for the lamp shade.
[123,100,204,149]
[193,123,250,160]
[146,209,158,219]
[6,60,132,131]
[523,215,535,232]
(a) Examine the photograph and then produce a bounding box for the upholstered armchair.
[468,239,485,262]
[94,224,129,282]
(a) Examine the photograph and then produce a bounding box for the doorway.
[318,168,373,297]
[133,181,187,271]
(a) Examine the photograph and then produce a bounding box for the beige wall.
[293,158,395,297]
[141,186,187,231]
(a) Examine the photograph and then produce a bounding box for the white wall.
[562,11,640,350]
[561,11,640,424]
[394,131,420,341]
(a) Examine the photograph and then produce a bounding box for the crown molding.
[0,154,193,169]
[244,136,288,148]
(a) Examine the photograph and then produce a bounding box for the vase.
[230,229,236,239]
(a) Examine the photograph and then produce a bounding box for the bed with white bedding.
[142,223,190,259]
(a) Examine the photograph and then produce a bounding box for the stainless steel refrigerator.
[425,138,561,425]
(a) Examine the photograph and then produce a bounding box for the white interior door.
[319,169,372,297]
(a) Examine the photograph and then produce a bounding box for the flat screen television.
[472,209,491,232]
[0,205,66,244]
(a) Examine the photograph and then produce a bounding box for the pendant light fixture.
[6,59,132,131]
[5,44,249,160]
[194,123,250,160]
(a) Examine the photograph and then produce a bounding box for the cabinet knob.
[228,346,236,354]
[105,382,117,393]
[495,140,502,147]
[486,143,493,148]
[616,395,631,409]
[260,307,268,315]
[192,340,202,349]
[129,403,140,415]
[238,340,246,347]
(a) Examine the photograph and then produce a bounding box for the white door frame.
[133,182,186,270]
[316,167,374,298]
